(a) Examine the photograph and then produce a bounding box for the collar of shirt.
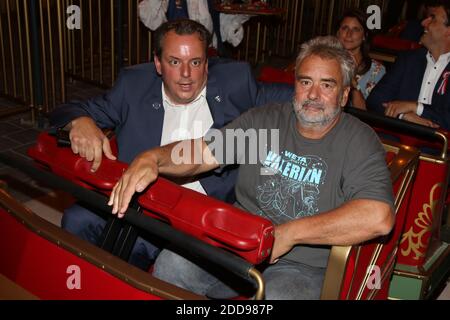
[426,51,450,65]
[162,84,207,110]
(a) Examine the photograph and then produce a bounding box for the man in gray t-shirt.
[108,36,395,299]
[210,103,393,269]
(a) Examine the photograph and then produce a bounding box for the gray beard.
[293,97,341,128]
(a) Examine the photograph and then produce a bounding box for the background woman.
[337,9,386,109]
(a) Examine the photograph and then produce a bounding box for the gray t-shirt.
[205,103,394,267]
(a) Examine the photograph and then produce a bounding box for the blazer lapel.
[206,74,225,129]
[145,77,165,146]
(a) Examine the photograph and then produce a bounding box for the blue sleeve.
[421,103,450,129]
[49,69,128,129]
[255,82,294,107]
[367,53,407,115]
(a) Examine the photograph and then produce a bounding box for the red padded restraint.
[371,35,422,51]
[139,179,274,264]
[27,133,275,265]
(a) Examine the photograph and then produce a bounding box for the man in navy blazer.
[49,19,293,269]
[367,0,450,130]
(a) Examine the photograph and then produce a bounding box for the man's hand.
[269,223,295,264]
[69,116,116,172]
[108,150,159,218]
[383,100,417,118]
[401,112,439,128]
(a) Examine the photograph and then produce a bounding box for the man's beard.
[293,97,341,128]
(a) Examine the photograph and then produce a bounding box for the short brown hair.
[296,36,356,88]
[153,19,212,59]
[426,0,450,25]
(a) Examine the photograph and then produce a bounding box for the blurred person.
[367,0,450,129]
[336,9,386,109]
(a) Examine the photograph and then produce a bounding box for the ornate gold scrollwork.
[400,183,442,259]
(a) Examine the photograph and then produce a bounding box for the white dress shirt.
[160,85,213,194]
[416,51,450,115]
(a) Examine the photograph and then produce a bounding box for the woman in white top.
[337,9,386,109]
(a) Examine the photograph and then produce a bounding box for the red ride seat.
[370,20,422,52]
[27,132,275,266]
[138,178,274,263]
[371,35,422,52]
[258,66,295,85]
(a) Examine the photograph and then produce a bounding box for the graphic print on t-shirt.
[256,150,327,224]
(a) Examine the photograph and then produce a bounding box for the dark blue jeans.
[153,249,325,299]
[62,203,160,270]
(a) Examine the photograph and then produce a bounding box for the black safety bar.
[345,107,448,158]
[345,107,441,140]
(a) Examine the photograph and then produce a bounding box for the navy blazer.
[367,48,450,130]
[49,59,294,202]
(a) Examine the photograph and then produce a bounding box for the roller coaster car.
[0,126,423,300]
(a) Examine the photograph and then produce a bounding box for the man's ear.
[154,54,162,75]
[340,86,351,107]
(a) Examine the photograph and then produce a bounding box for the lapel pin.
[438,71,450,95]
[152,102,161,109]
[214,95,221,103]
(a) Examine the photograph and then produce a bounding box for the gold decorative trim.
[248,268,265,300]
[320,246,352,300]
[419,155,447,164]
[434,131,448,159]
[346,246,360,300]
[400,183,442,259]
